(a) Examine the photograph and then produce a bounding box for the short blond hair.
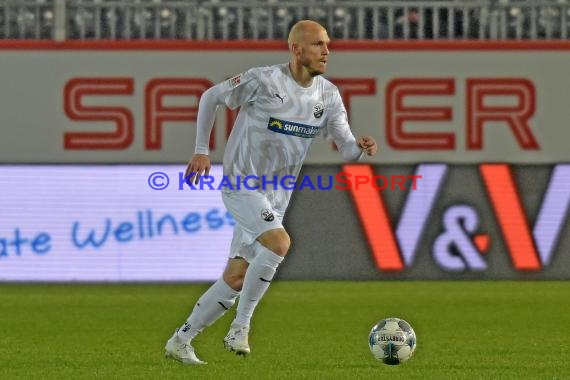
[288,20,327,50]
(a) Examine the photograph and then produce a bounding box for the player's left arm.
[356,136,378,156]
[325,90,378,161]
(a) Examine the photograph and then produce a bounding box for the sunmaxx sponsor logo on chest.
[267,117,321,138]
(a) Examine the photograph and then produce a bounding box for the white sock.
[177,278,240,342]
[233,242,284,328]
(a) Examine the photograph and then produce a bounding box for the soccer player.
[165,19,378,364]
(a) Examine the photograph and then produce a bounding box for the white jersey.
[197,63,362,214]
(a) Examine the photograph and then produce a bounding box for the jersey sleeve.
[323,89,365,162]
[194,68,260,155]
[221,68,260,110]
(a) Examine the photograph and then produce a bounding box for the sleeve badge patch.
[229,74,242,88]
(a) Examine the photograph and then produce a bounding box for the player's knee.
[258,229,291,257]
[223,272,245,291]
[271,237,290,257]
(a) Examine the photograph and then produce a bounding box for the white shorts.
[222,190,284,262]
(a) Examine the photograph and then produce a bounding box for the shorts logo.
[261,209,275,222]
[228,74,242,88]
[267,117,320,138]
[313,102,324,118]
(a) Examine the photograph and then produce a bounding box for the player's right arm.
[185,69,260,184]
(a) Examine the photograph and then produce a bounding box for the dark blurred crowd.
[1,0,569,40]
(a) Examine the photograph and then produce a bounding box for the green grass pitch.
[1,281,568,379]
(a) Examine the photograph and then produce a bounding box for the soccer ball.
[368,317,417,365]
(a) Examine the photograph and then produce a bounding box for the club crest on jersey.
[267,117,320,138]
[313,102,324,118]
[228,74,242,88]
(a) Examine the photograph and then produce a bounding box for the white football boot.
[223,324,251,356]
[165,330,207,365]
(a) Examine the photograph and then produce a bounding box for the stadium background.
[1,1,569,379]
